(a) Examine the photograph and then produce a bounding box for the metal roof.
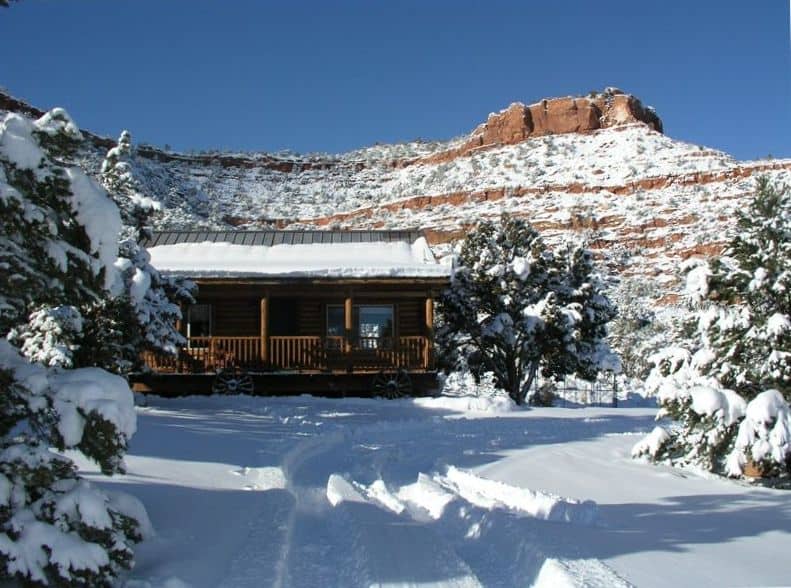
[141,229,426,248]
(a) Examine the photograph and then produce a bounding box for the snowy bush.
[0,110,148,585]
[726,390,791,478]
[638,367,746,471]
[635,179,791,480]
[0,344,146,585]
[440,368,501,398]
[438,214,619,405]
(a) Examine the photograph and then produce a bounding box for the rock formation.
[420,89,662,165]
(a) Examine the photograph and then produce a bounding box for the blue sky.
[1,1,789,159]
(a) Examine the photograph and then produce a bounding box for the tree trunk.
[506,351,520,404]
[514,362,538,405]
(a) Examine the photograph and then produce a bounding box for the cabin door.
[269,298,298,336]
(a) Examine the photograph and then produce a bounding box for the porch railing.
[142,335,432,374]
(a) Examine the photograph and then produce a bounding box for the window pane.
[358,305,393,349]
[188,304,211,337]
[326,305,345,337]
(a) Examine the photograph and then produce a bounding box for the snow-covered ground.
[73,394,791,588]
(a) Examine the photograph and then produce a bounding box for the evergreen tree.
[438,215,618,405]
[101,131,195,364]
[0,110,149,585]
[696,177,790,400]
[635,178,791,479]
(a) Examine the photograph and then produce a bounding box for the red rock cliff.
[419,89,662,165]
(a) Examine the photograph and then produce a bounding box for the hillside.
[3,88,790,303]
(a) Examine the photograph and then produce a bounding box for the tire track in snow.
[275,430,349,587]
[213,402,633,587]
[217,489,295,588]
[276,419,486,587]
[215,421,347,587]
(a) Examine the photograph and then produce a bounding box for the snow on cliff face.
[107,121,790,310]
[4,93,790,308]
[118,124,744,229]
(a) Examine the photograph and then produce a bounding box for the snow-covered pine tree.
[697,176,790,400]
[101,130,195,363]
[101,130,157,241]
[0,109,150,585]
[438,214,618,405]
[634,178,791,479]
[549,244,620,381]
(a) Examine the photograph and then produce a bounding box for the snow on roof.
[145,230,451,279]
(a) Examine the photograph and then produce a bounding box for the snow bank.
[395,473,456,519]
[439,466,598,525]
[147,240,450,278]
[413,394,517,414]
[533,557,634,588]
[389,466,598,525]
[326,473,368,507]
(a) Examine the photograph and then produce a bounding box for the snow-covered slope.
[3,89,790,305]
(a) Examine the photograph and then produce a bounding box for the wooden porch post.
[344,294,353,353]
[260,296,269,364]
[425,295,434,369]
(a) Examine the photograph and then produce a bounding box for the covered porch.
[141,280,440,375]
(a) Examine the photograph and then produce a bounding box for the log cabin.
[134,229,452,397]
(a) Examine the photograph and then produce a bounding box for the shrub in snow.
[636,179,791,479]
[101,130,159,240]
[636,368,746,471]
[0,344,148,585]
[0,110,147,584]
[440,368,501,398]
[726,390,791,478]
[438,214,618,405]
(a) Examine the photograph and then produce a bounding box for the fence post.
[612,372,618,408]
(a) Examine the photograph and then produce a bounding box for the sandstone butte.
[412,88,663,166]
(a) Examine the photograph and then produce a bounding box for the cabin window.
[326,305,345,349]
[326,305,345,337]
[187,304,212,339]
[357,305,393,349]
[325,304,394,349]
